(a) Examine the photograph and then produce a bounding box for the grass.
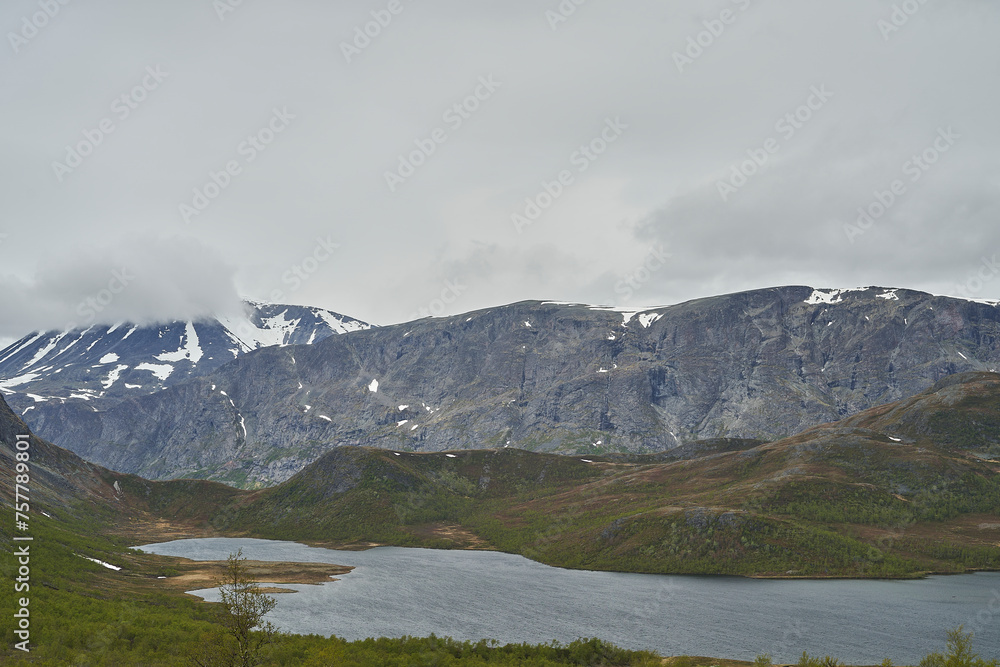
[174,437,1000,579]
[1,503,663,665]
[2,505,997,665]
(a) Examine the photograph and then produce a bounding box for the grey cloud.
[1,0,998,333]
[0,235,242,337]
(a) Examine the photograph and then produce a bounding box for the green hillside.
[195,372,1000,578]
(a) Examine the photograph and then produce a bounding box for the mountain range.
[4,368,998,579]
[4,285,998,486]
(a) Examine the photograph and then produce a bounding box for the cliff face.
[17,286,1000,485]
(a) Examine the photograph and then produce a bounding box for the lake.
[137,537,1000,663]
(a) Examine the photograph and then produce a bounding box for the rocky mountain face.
[0,391,242,530]
[12,286,1000,486]
[0,392,115,509]
[0,301,369,417]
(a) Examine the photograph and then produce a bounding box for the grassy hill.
[190,372,1000,578]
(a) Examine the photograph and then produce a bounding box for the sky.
[1,0,998,341]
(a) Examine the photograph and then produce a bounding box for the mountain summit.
[0,301,370,410]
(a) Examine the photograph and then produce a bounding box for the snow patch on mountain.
[638,312,664,328]
[0,333,43,366]
[315,308,368,334]
[806,289,848,305]
[877,289,899,301]
[155,322,204,364]
[135,363,173,381]
[102,365,129,389]
[23,332,68,370]
[0,372,41,392]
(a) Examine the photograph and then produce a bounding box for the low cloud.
[0,235,243,338]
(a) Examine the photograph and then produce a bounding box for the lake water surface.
[137,537,1000,663]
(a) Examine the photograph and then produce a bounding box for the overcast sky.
[1,0,998,340]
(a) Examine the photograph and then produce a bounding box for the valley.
[2,290,999,664]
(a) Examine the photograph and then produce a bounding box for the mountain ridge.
[14,284,999,485]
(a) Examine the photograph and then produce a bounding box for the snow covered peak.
[803,287,870,305]
[0,301,371,404]
[217,303,369,353]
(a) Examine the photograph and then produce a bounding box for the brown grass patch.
[151,557,353,597]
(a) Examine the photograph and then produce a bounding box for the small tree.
[193,548,277,667]
[919,627,999,667]
[798,652,842,667]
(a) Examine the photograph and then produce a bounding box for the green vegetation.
[918,627,999,667]
[0,506,662,666]
[192,549,278,666]
[3,507,999,664]
[926,390,1000,453]
[263,636,662,666]
[796,652,844,667]
[189,437,1000,579]
[1,509,219,665]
